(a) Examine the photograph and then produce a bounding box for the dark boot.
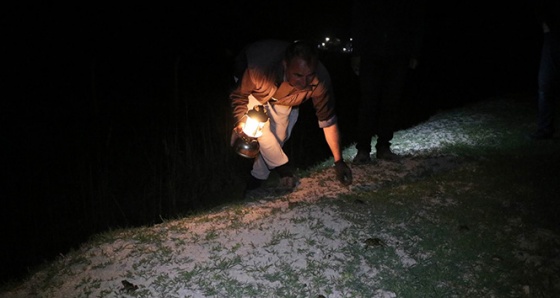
[275,163,298,190]
[376,146,399,161]
[353,150,372,164]
[275,163,294,178]
[246,175,265,191]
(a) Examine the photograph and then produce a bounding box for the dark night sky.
[5,2,353,54]
[3,1,543,139]
[4,1,542,86]
[3,1,543,118]
[4,2,360,112]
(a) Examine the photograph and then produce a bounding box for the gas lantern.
[234,105,269,158]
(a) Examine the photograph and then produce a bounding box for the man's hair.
[284,40,318,65]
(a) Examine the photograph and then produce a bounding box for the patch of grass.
[3,97,559,297]
[330,126,560,297]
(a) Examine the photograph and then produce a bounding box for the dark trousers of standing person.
[355,54,410,156]
[535,32,560,138]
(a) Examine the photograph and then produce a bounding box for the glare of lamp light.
[242,105,268,138]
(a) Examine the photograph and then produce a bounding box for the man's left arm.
[313,69,352,185]
[323,124,343,162]
[323,124,352,185]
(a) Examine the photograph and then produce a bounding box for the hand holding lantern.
[233,105,269,158]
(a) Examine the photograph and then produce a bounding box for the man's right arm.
[230,73,252,124]
[229,88,248,147]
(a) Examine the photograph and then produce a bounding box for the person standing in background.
[351,0,426,162]
[529,0,560,140]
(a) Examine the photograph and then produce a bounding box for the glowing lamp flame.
[242,105,268,138]
[234,105,269,159]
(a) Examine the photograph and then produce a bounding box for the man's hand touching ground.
[334,160,352,186]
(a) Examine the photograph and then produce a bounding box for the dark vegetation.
[1,1,542,285]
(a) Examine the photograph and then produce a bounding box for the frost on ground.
[3,154,464,298]
[2,99,559,298]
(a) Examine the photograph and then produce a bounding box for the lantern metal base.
[234,134,260,159]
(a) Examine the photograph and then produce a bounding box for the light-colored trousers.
[248,95,299,180]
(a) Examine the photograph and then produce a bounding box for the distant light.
[325,37,330,42]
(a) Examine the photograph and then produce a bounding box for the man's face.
[283,57,317,90]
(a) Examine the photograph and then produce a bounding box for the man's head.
[283,40,318,90]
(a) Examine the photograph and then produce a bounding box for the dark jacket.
[351,0,425,58]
